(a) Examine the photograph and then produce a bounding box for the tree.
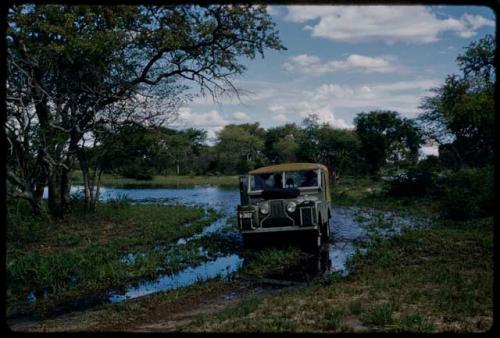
[316,126,362,180]
[215,123,266,174]
[264,123,302,163]
[354,111,423,175]
[419,34,495,168]
[6,4,285,216]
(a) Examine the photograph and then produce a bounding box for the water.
[109,255,244,303]
[39,185,431,304]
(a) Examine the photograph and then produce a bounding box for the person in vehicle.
[301,170,318,187]
[273,173,283,189]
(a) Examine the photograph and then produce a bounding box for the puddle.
[108,254,244,303]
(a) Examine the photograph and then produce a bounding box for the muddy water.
[41,186,431,304]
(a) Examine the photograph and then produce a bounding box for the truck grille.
[300,207,316,226]
[262,200,294,228]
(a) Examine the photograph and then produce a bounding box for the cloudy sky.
[175,5,495,152]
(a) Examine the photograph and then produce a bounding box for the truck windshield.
[250,170,319,191]
[250,172,283,191]
[283,170,319,188]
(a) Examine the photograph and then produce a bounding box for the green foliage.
[7,4,285,216]
[6,199,220,316]
[440,166,494,220]
[355,111,423,175]
[383,156,446,198]
[215,123,267,174]
[419,34,495,168]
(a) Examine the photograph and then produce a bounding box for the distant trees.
[354,111,423,175]
[215,123,267,174]
[419,34,495,169]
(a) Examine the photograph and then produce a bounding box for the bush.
[383,158,445,198]
[118,164,154,180]
[440,166,494,220]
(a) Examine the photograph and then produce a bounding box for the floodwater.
[39,185,431,305]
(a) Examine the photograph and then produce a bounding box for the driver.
[301,170,318,187]
[273,173,283,189]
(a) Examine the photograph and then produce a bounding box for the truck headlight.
[260,202,270,214]
[286,201,296,213]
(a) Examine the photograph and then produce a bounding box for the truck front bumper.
[241,225,319,234]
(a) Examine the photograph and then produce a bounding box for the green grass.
[71,170,239,187]
[6,199,220,317]
[241,247,309,279]
[183,217,493,332]
[331,176,439,216]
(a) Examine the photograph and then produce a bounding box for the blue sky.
[175,5,495,154]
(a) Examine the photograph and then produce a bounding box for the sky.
[174,5,496,155]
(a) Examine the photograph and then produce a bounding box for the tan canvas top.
[249,162,329,175]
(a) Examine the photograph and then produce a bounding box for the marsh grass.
[240,247,309,279]
[331,176,439,216]
[183,216,493,332]
[6,199,220,317]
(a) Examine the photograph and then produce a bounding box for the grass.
[331,175,439,216]
[241,247,309,279]
[6,198,220,317]
[7,173,494,332]
[71,170,239,188]
[182,217,493,332]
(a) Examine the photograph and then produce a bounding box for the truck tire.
[304,230,321,253]
[242,234,257,249]
[320,221,330,244]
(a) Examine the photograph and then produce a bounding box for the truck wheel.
[321,221,330,244]
[242,234,256,249]
[305,230,321,253]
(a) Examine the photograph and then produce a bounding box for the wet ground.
[34,185,432,313]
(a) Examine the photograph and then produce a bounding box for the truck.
[237,163,332,250]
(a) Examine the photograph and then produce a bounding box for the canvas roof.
[248,163,329,175]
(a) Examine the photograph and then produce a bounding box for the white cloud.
[264,78,440,127]
[175,107,229,141]
[284,53,399,76]
[284,6,494,44]
[304,106,354,129]
[232,111,249,121]
[272,114,289,124]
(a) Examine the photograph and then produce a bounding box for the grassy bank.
[331,175,439,216]
[71,171,239,188]
[6,199,219,317]
[184,216,493,332]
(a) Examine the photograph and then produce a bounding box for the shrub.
[383,159,445,198]
[440,166,494,220]
[118,164,154,180]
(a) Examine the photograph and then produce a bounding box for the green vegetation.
[6,199,220,317]
[71,171,239,188]
[241,247,309,279]
[331,176,439,216]
[182,217,493,332]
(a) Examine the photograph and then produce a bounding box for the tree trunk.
[47,166,71,217]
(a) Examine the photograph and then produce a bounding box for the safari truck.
[237,163,332,250]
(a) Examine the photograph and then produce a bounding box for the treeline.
[100,110,421,179]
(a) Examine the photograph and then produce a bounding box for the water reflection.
[108,254,243,303]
